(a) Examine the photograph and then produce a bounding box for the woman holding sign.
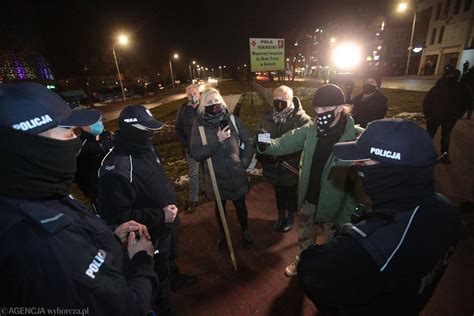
[190,88,255,247]
[256,85,311,232]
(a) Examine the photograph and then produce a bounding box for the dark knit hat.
[312,84,345,108]
[365,72,382,88]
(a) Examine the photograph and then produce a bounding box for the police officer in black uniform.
[75,119,114,212]
[98,105,187,316]
[0,83,158,315]
[298,118,461,315]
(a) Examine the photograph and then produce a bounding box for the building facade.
[419,0,474,75]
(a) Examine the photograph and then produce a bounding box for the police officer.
[75,118,113,212]
[0,83,157,315]
[98,105,193,315]
[298,119,461,315]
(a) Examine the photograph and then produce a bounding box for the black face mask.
[202,104,227,127]
[362,83,377,94]
[315,109,337,135]
[273,99,288,112]
[205,103,223,115]
[356,162,435,210]
[116,123,155,152]
[0,127,82,199]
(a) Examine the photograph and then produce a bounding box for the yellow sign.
[249,38,285,72]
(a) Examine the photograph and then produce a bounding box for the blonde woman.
[190,88,255,246]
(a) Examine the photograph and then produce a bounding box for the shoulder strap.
[337,206,420,271]
[229,114,239,135]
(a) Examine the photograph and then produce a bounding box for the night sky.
[4,0,392,79]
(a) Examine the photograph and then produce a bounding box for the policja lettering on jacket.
[85,249,106,279]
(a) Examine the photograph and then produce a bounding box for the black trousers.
[214,196,248,232]
[426,118,457,154]
[273,184,298,213]
[153,221,177,315]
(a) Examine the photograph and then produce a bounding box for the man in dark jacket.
[0,83,157,315]
[175,84,201,213]
[257,85,311,232]
[298,119,461,315]
[423,68,470,163]
[75,119,114,212]
[349,73,388,128]
[98,105,183,315]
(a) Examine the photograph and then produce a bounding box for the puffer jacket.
[256,96,311,186]
[190,114,255,201]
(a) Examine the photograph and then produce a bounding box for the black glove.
[256,128,270,152]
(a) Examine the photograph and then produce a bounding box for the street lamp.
[219,66,223,78]
[398,2,417,76]
[169,53,178,89]
[112,34,129,101]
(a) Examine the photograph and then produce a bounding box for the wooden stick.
[198,126,238,270]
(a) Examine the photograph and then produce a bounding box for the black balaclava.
[115,122,154,153]
[202,104,228,127]
[356,162,435,210]
[0,127,82,199]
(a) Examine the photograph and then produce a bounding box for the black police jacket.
[0,194,157,315]
[97,146,176,240]
[298,193,461,315]
[75,131,114,201]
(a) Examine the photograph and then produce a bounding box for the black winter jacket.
[350,90,388,128]
[75,131,114,201]
[98,146,176,240]
[190,114,255,201]
[256,96,311,186]
[0,195,157,315]
[423,77,470,122]
[175,102,198,150]
[298,193,461,315]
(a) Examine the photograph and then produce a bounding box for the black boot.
[242,229,254,245]
[273,209,286,231]
[282,211,294,233]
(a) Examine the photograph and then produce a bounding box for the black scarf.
[356,162,436,210]
[201,107,229,128]
[115,124,155,153]
[0,127,82,199]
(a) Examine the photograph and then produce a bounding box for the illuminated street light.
[332,42,362,70]
[397,2,417,76]
[330,37,337,44]
[112,34,129,102]
[169,53,179,89]
[398,2,408,11]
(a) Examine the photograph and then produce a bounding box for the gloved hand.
[256,128,271,152]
